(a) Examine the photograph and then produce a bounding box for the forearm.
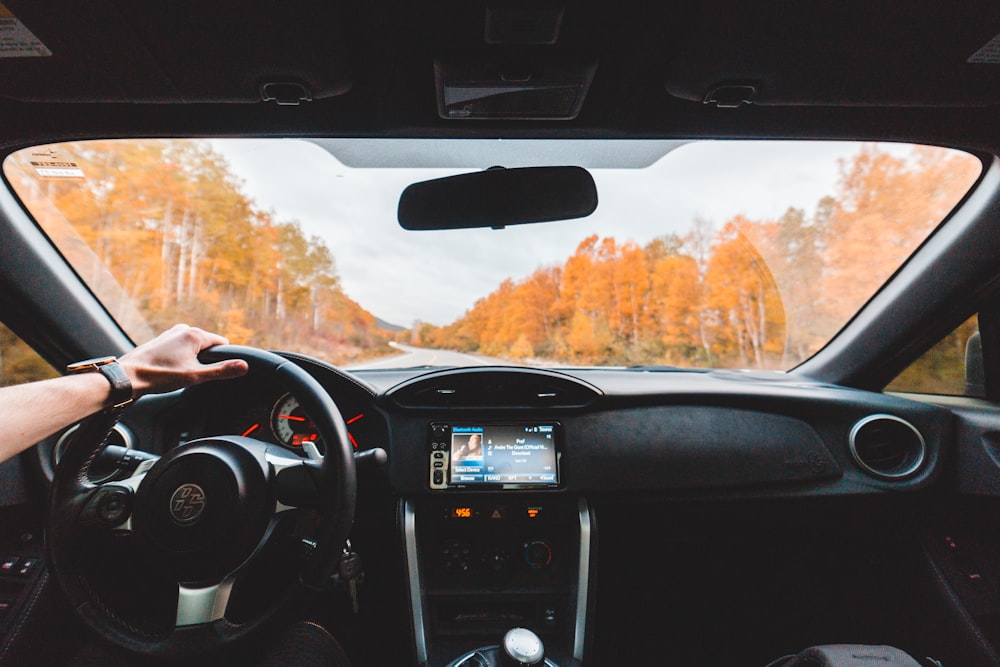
[0,373,115,463]
[0,324,248,466]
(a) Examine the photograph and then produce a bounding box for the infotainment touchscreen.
[449,424,558,485]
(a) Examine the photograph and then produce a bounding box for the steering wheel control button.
[0,557,18,573]
[96,487,133,526]
[169,483,207,525]
[79,485,134,528]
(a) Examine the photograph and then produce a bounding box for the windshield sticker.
[28,147,84,179]
[0,4,51,58]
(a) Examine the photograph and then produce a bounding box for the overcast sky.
[210,139,900,327]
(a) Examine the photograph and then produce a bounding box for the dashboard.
[94,352,946,502]
[45,352,951,667]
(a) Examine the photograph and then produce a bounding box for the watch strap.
[67,357,134,409]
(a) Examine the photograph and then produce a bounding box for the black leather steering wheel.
[46,346,357,661]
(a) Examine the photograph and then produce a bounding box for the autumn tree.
[7,140,979,372]
[5,140,394,365]
[427,145,977,370]
[703,219,786,368]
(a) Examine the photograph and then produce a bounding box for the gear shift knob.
[501,628,545,666]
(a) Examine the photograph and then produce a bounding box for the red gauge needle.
[242,423,260,437]
[278,414,306,422]
[348,433,359,449]
[346,413,364,425]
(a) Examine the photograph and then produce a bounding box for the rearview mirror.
[397,166,598,231]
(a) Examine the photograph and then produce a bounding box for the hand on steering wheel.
[46,346,357,661]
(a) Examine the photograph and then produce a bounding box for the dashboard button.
[16,559,38,577]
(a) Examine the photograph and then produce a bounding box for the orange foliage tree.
[5,140,392,365]
[429,144,979,369]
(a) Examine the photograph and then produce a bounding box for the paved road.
[346,342,510,370]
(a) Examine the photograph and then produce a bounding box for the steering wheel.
[46,346,357,661]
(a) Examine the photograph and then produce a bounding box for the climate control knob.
[523,540,553,570]
[482,548,512,585]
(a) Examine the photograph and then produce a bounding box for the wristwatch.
[66,356,133,409]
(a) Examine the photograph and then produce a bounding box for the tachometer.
[270,393,322,453]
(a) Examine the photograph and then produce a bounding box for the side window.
[0,322,58,387]
[886,315,982,397]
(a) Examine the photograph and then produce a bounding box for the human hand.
[119,324,249,398]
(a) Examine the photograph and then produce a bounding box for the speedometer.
[269,393,322,453]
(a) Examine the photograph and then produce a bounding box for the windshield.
[2,139,981,370]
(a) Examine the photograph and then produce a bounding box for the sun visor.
[435,55,597,120]
[664,2,1000,108]
[0,0,352,103]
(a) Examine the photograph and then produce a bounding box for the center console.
[402,421,592,667]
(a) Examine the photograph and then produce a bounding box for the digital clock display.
[451,507,473,519]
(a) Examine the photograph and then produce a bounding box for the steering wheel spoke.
[269,453,326,513]
[176,578,235,627]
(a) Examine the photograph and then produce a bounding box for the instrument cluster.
[188,367,386,458]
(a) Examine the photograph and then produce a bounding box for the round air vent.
[849,414,926,480]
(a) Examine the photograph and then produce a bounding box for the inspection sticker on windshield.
[28,148,85,179]
[0,4,51,58]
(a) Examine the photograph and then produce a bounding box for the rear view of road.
[346,342,509,370]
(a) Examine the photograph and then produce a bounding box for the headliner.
[0,0,998,153]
